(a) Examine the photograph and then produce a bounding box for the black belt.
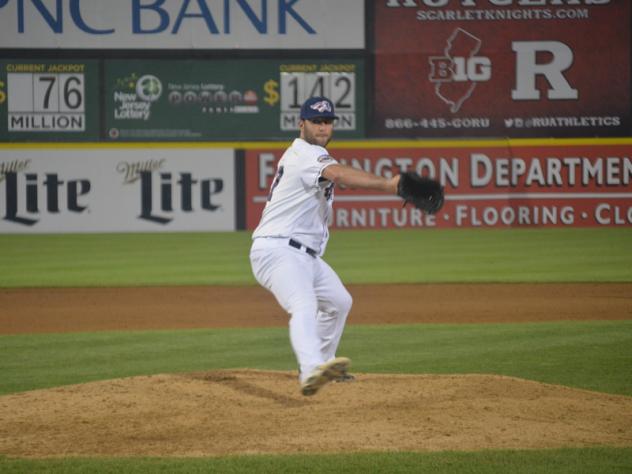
[289,239,317,258]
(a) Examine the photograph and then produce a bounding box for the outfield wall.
[1,2,631,232]
[1,139,630,233]
[0,1,630,141]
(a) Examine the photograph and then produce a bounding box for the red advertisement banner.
[373,1,630,138]
[245,143,632,229]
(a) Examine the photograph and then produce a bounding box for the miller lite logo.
[138,171,224,224]
[310,100,333,113]
[429,28,492,113]
[1,171,91,226]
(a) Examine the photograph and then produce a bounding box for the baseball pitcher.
[250,96,443,396]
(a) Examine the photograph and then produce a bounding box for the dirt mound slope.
[1,370,631,458]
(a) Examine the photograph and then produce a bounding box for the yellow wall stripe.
[1,137,632,150]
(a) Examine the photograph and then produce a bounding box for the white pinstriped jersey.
[252,138,337,255]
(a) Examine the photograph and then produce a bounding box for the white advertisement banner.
[0,147,236,233]
[0,0,364,49]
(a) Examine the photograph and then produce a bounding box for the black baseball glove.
[397,172,445,214]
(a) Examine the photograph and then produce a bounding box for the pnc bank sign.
[0,0,364,49]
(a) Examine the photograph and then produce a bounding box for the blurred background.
[0,0,630,234]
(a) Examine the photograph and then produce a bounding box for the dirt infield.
[1,283,631,334]
[0,283,631,458]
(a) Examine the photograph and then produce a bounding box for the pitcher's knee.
[338,290,353,315]
[288,301,318,320]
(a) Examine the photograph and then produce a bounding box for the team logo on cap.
[310,100,332,113]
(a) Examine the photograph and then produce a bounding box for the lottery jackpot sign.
[105,59,364,141]
[0,61,99,141]
[278,65,357,131]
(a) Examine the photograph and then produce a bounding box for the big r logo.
[429,29,579,112]
[511,41,578,100]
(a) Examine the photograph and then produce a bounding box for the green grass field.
[2,321,631,397]
[1,448,631,474]
[1,228,631,473]
[1,228,631,287]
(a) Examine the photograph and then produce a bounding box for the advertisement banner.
[245,143,632,229]
[0,0,364,49]
[0,60,99,141]
[105,59,364,140]
[373,1,630,138]
[0,147,236,233]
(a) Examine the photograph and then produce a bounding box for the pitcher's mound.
[1,370,631,458]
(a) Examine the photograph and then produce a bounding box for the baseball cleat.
[334,372,356,383]
[300,357,351,396]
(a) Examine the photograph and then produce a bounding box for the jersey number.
[267,165,284,201]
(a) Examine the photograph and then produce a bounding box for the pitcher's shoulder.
[292,138,328,157]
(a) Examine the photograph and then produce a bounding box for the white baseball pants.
[250,238,352,382]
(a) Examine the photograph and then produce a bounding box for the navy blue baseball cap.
[300,96,339,121]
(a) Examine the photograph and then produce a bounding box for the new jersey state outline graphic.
[429,28,484,113]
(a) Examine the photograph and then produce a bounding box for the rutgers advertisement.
[0,147,235,233]
[374,0,630,138]
[245,144,632,229]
